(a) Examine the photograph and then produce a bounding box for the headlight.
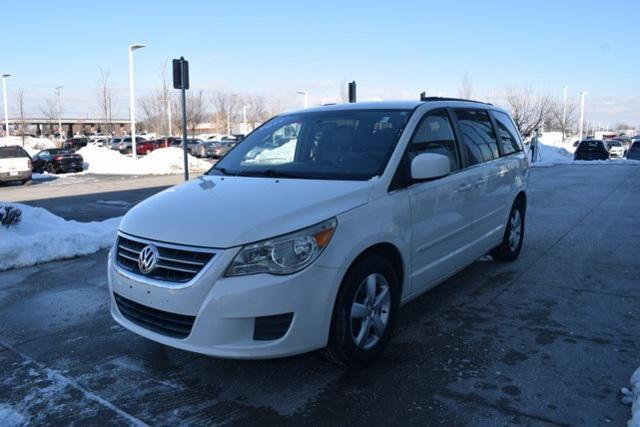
[226,218,337,276]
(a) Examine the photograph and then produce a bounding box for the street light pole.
[128,44,146,158]
[578,91,588,142]
[296,91,308,108]
[167,98,172,136]
[55,86,63,138]
[242,105,248,134]
[562,85,569,142]
[2,74,10,137]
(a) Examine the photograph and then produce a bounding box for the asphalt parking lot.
[0,164,638,426]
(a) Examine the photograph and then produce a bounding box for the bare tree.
[547,100,577,137]
[39,98,57,137]
[140,61,174,136]
[211,91,232,133]
[97,68,114,136]
[503,87,553,139]
[186,90,208,136]
[458,72,473,99]
[15,89,28,145]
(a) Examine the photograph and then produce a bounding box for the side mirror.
[411,153,451,181]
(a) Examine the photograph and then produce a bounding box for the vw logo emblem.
[138,245,159,274]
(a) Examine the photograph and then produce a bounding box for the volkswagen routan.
[109,99,529,366]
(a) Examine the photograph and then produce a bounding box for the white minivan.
[109,99,529,366]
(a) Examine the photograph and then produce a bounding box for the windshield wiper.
[214,167,236,176]
[237,169,306,179]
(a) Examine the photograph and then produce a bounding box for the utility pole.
[578,91,587,142]
[2,74,10,137]
[128,43,146,158]
[55,86,63,138]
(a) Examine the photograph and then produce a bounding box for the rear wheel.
[323,254,400,367]
[491,200,525,262]
[46,163,56,174]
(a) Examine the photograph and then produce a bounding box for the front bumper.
[108,247,345,359]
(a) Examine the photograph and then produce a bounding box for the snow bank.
[622,367,640,427]
[0,202,120,271]
[77,146,208,175]
[0,136,59,156]
[528,141,640,168]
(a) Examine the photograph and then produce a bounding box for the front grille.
[114,293,195,339]
[116,234,216,283]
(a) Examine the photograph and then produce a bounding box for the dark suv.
[63,137,89,151]
[574,140,609,161]
[626,141,640,160]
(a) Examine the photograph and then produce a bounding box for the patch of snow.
[243,140,296,165]
[76,146,209,175]
[622,366,640,427]
[528,141,640,168]
[0,404,27,426]
[0,136,59,156]
[0,202,120,271]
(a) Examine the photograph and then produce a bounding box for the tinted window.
[578,140,606,151]
[629,143,640,152]
[454,109,499,164]
[492,111,522,155]
[410,109,460,171]
[0,146,29,158]
[212,109,411,180]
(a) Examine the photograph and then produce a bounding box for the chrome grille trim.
[115,232,220,285]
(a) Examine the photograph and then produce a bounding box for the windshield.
[608,141,622,147]
[210,109,411,180]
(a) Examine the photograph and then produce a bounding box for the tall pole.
[2,74,10,137]
[242,105,248,134]
[128,44,146,158]
[55,86,63,138]
[578,91,587,142]
[181,60,188,181]
[562,85,569,141]
[297,91,308,108]
[167,98,172,136]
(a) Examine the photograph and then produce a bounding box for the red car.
[136,140,160,155]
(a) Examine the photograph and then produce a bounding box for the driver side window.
[410,110,461,171]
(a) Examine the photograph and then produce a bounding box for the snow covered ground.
[77,146,210,175]
[529,138,640,167]
[623,367,640,427]
[0,202,120,271]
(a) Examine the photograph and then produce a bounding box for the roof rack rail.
[419,94,492,106]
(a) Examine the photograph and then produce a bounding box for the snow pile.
[0,136,58,156]
[622,367,640,427]
[0,202,120,271]
[531,142,574,166]
[77,146,208,175]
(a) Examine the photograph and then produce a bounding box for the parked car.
[193,141,215,158]
[205,139,239,158]
[606,140,625,159]
[179,138,204,155]
[574,140,609,161]
[62,137,89,151]
[136,140,161,156]
[109,100,529,366]
[88,135,110,147]
[109,137,123,150]
[32,149,84,174]
[118,136,148,154]
[0,145,32,185]
[626,141,640,160]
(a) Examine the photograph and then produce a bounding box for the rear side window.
[0,146,29,159]
[492,111,523,155]
[454,109,499,164]
[410,109,460,171]
[630,143,640,152]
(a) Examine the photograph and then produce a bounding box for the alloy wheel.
[508,209,522,252]
[350,273,391,350]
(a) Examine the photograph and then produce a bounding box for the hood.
[119,175,373,248]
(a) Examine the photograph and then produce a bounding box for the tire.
[46,163,56,174]
[491,200,525,262]
[145,149,151,155]
[323,254,400,367]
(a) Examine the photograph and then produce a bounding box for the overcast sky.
[3,0,639,126]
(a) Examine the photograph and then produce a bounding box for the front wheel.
[491,200,525,262]
[323,254,400,367]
